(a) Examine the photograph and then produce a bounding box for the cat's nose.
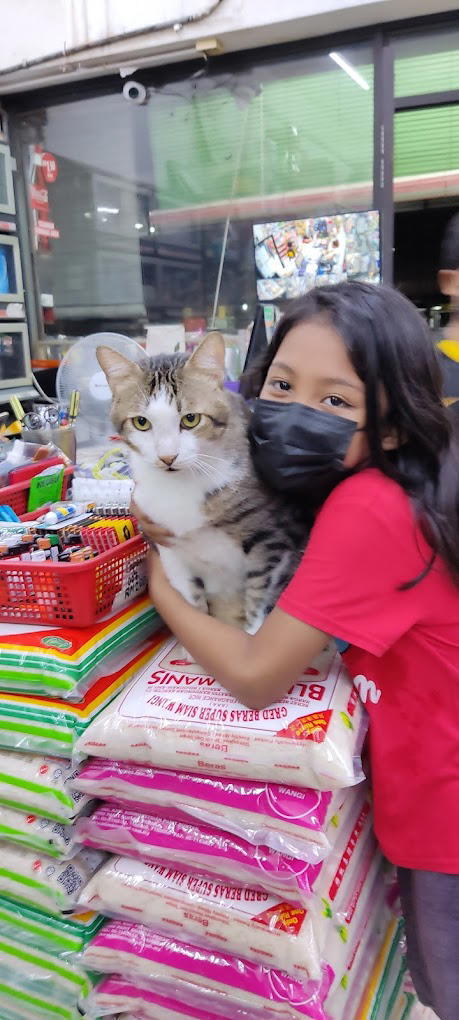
[159,454,178,467]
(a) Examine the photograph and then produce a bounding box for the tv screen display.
[253,210,380,301]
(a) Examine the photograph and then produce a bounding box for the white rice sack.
[0,930,93,1008]
[0,842,105,914]
[75,639,366,790]
[80,855,322,981]
[0,750,92,821]
[0,993,84,1020]
[85,925,333,1020]
[325,868,391,1017]
[314,786,377,926]
[72,760,343,860]
[0,804,80,858]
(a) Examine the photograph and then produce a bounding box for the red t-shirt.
[278,468,459,872]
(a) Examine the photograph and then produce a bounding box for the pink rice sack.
[75,804,323,907]
[72,759,340,861]
[76,783,369,911]
[84,922,333,1020]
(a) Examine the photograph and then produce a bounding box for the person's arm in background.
[149,549,329,709]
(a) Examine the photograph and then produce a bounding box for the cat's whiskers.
[194,452,229,465]
[192,457,234,490]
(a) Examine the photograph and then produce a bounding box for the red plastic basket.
[0,534,149,626]
[0,466,73,518]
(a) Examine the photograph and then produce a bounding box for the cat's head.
[97,333,245,484]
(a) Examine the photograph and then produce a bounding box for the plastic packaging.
[0,750,91,820]
[76,784,371,911]
[0,895,104,956]
[0,803,81,858]
[0,931,92,1003]
[84,923,333,1020]
[0,842,105,914]
[0,983,87,1020]
[0,633,165,757]
[80,854,321,980]
[75,638,367,791]
[72,760,338,861]
[325,873,391,1018]
[0,595,159,699]
[76,805,323,905]
[341,916,409,1020]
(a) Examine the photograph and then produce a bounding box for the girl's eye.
[270,379,291,392]
[323,395,351,408]
[181,413,202,430]
[131,415,152,431]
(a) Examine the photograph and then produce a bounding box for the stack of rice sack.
[0,596,163,1019]
[68,634,410,1019]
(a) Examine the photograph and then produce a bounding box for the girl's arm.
[149,550,329,709]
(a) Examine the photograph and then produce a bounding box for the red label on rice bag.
[253,901,306,934]
[277,711,332,743]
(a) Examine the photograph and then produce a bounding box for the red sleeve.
[277,470,427,656]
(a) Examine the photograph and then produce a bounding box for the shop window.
[394,104,459,202]
[16,42,373,364]
[394,29,459,97]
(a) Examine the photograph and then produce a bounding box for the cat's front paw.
[245,611,265,635]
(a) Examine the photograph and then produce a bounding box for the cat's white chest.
[178,527,246,594]
[133,467,206,534]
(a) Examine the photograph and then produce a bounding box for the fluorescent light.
[329,51,369,91]
[134,222,144,230]
[97,206,119,214]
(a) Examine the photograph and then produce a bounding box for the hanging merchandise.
[29,145,60,250]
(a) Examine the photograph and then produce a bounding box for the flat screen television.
[253,210,380,302]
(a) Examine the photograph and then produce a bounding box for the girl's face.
[260,317,370,469]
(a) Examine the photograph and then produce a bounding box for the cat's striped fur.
[97,334,309,631]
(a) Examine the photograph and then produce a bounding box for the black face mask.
[248,399,358,499]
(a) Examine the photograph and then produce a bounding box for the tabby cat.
[97,333,309,632]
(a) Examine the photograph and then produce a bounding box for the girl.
[143,282,459,1020]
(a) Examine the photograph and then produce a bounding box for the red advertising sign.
[41,152,58,183]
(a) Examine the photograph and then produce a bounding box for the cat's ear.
[185,331,225,386]
[97,346,142,393]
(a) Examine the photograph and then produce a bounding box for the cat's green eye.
[181,413,202,430]
[131,416,151,431]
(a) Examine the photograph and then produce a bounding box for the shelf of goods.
[69,635,415,1020]
[0,580,162,1020]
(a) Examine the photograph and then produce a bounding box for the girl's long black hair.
[246,282,459,586]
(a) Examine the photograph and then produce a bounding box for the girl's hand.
[148,546,173,603]
[131,496,175,547]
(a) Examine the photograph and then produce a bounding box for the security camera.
[122,80,147,105]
